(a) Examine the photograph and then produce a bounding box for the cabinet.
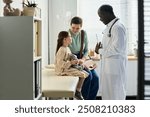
[126,60,137,96]
[0,16,42,99]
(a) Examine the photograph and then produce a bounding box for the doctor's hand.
[95,42,102,54]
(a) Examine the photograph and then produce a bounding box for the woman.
[55,31,89,100]
[68,16,99,100]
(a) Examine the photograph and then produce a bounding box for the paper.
[83,60,96,70]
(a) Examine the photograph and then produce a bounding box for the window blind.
[144,0,150,99]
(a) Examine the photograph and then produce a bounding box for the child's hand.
[70,60,78,65]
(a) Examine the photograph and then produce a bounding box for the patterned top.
[55,46,88,78]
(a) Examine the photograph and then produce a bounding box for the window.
[144,0,150,55]
[77,0,138,55]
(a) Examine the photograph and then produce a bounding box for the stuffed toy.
[3,0,22,16]
[69,54,84,71]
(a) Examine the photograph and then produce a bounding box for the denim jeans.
[74,53,99,100]
[81,68,99,100]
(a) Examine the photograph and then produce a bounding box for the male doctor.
[96,4,127,100]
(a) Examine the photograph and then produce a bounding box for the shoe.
[75,90,84,100]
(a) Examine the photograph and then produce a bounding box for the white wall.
[48,0,77,64]
[0,0,49,67]
[0,3,2,16]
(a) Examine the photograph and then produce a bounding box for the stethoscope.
[107,18,119,37]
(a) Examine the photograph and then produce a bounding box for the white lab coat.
[100,18,127,100]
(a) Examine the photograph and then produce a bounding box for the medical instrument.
[108,18,119,37]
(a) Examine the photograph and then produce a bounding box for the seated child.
[55,31,89,100]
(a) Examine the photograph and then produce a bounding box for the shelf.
[0,16,42,99]
[34,17,42,21]
[34,19,41,57]
[34,93,42,100]
[34,56,42,61]
[128,56,138,60]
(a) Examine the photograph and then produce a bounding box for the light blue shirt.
[68,29,89,58]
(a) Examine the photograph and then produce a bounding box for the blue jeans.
[81,68,99,100]
[74,53,99,100]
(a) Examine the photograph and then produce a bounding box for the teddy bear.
[69,54,84,71]
[3,0,22,16]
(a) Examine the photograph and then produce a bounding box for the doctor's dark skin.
[97,5,116,25]
[95,5,116,54]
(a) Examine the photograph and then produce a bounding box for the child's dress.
[55,46,88,78]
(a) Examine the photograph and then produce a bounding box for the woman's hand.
[78,59,84,64]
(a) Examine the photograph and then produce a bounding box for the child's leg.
[76,77,85,92]
[75,77,85,100]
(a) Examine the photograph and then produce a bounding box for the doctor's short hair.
[98,4,114,15]
[70,16,83,27]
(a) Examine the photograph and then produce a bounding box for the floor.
[96,96,137,100]
[42,96,137,100]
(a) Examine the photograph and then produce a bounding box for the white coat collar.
[102,18,119,34]
[107,18,118,27]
